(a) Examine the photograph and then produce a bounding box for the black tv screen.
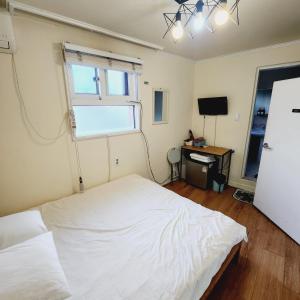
[198,97,228,115]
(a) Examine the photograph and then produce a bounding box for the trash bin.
[213,173,226,193]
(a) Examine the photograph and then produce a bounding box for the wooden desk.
[180,145,234,186]
[182,145,232,156]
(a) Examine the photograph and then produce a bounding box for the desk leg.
[220,155,224,175]
[226,152,232,186]
[179,148,183,180]
[219,156,224,193]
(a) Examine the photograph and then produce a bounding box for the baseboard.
[162,175,180,186]
[162,178,171,186]
[164,177,256,193]
[228,179,256,192]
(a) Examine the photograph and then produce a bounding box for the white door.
[254,77,300,244]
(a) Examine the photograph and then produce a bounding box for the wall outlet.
[115,158,119,166]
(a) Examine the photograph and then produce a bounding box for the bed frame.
[200,242,242,299]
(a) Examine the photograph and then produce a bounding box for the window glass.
[71,64,99,94]
[68,62,139,138]
[107,70,129,96]
[154,91,164,122]
[73,106,135,137]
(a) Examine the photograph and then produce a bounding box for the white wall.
[192,41,300,191]
[2,10,300,215]
[0,13,194,216]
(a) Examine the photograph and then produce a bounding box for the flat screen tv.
[198,97,228,115]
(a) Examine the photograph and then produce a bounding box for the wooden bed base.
[200,242,242,300]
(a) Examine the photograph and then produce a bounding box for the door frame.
[241,60,300,181]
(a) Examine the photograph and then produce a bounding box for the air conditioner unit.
[0,10,16,53]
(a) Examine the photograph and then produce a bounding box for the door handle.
[263,142,272,150]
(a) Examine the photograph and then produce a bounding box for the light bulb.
[214,9,229,26]
[171,20,184,40]
[192,12,205,32]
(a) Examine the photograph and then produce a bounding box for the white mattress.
[39,174,247,300]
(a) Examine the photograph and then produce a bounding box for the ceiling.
[12,0,300,60]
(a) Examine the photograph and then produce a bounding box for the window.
[66,58,140,139]
[153,89,168,124]
[106,70,129,96]
[73,106,136,138]
[71,64,99,95]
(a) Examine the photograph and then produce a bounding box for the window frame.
[152,88,169,125]
[72,104,140,141]
[65,61,141,140]
[68,62,103,103]
[101,68,137,103]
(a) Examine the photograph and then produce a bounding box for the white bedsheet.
[39,174,247,300]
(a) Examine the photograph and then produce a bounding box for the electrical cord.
[130,100,170,185]
[13,52,169,186]
[106,135,111,182]
[11,54,67,144]
[73,135,84,192]
[214,116,217,147]
[203,115,206,137]
[73,137,82,177]
[12,53,83,191]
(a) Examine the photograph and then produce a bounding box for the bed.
[39,174,247,300]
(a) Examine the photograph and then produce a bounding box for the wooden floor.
[165,181,300,300]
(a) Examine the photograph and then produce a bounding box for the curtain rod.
[63,42,143,65]
[7,0,164,51]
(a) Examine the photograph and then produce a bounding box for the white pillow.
[0,232,71,300]
[0,210,47,249]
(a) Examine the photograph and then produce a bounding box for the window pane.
[107,70,128,96]
[71,64,99,94]
[154,91,163,122]
[73,106,135,137]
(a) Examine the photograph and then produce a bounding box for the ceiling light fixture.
[163,0,241,41]
[171,12,184,40]
[214,9,229,26]
[192,0,205,32]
